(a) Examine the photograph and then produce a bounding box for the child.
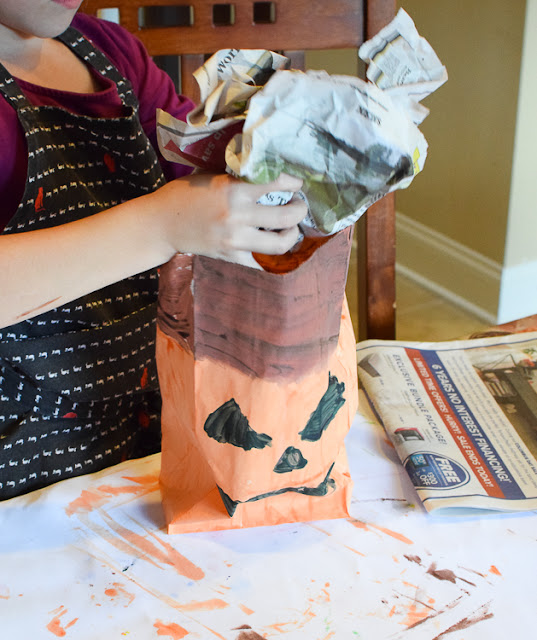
[0,0,306,500]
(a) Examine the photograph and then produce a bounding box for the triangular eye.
[299,373,346,441]
[204,398,272,450]
[274,446,308,473]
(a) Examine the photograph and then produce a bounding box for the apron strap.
[0,66,33,111]
[57,27,139,111]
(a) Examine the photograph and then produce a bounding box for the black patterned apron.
[0,27,167,500]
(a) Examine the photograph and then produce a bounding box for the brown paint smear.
[432,602,494,639]
[236,631,266,640]
[427,563,457,584]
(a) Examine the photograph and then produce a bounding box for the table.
[1,390,535,639]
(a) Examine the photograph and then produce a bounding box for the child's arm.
[0,173,306,328]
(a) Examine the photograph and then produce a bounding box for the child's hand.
[155,173,307,266]
[0,173,306,327]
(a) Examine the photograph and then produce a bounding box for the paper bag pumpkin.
[156,229,358,533]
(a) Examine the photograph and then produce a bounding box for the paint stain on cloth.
[65,473,160,516]
[348,518,414,545]
[46,606,78,637]
[154,620,189,639]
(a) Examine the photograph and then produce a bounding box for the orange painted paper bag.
[156,229,358,533]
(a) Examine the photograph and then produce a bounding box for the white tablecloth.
[1,391,535,639]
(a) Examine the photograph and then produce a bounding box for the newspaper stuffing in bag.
[157,8,447,236]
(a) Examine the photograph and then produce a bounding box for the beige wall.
[396,0,526,263]
[309,2,526,265]
[305,49,359,77]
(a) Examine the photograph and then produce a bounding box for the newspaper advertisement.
[356,331,537,514]
[157,8,447,237]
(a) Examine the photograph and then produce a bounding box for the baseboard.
[396,212,501,325]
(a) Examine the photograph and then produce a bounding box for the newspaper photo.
[356,331,537,514]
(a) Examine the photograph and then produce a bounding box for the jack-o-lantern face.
[157,229,358,532]
[203,372,347,514]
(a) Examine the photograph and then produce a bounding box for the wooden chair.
[80,0,397,341]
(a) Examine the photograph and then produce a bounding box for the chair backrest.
[80,0,397,340]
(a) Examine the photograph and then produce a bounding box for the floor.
[346,251,489,343]
[393,272,489,342]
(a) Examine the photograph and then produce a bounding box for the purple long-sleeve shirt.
[0,13,194,231]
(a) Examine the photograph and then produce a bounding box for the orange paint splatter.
[35,186,45,212]
[402,581,418,589]
[349,519,368,531]
[101,512,205,581]
[489,565,502,576]
[65,489,112,516]
[344,545,366,557]
[0,585,9,599]
[348,518,413,545]
[264,606,316,634]
[154,620,189,639]
[104,583,135,606]
[371,524,413,545]
[140,367,148,389]
[46,606,78,637]
[266,622,294,633]
[400,602,430,628]
[180,599,228,612]
[388,605,396,617]
[239,604,254,615]
[65,474,160,516]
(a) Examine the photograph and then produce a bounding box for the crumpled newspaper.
[157,49,289,171]
[157,8,447,236]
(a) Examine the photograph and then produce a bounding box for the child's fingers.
[232,194,307,229]
[230,225,301,256]
[240,173,304,201]
[255,197,308,230]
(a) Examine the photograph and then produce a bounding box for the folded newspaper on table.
[356,331,537,515]
[157,9,447,236]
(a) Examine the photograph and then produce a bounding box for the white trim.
[498,262,537,323]
[396,212,501,324]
